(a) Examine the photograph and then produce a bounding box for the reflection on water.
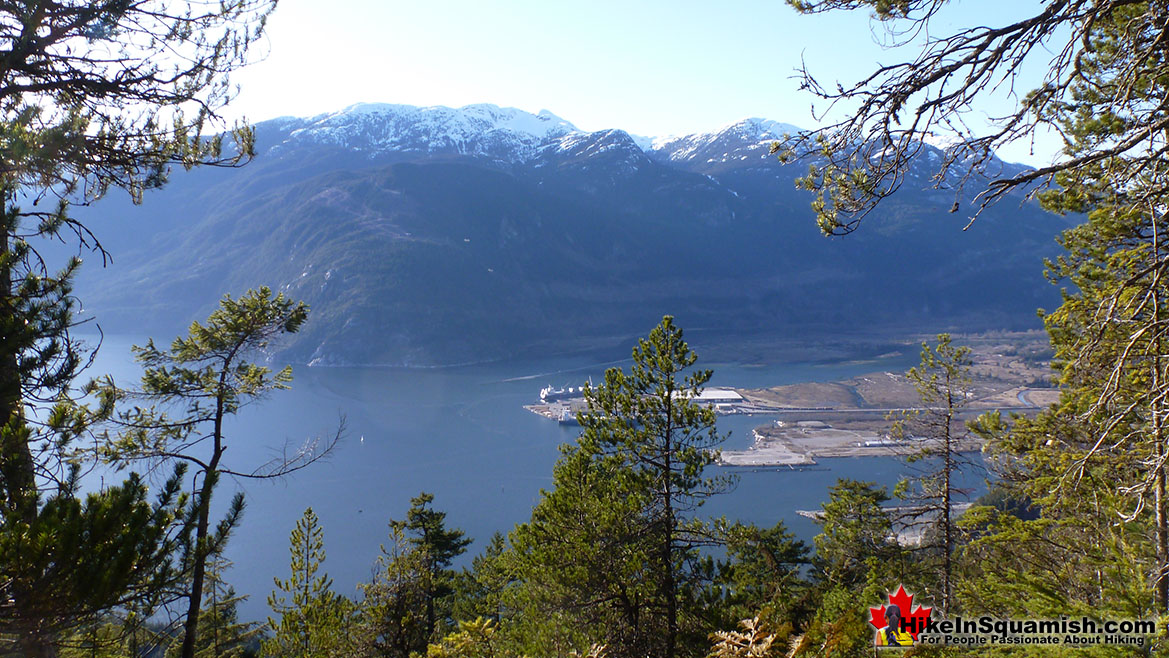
[80,335,981,621]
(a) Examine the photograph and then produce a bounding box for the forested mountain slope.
[73,103,1069,366]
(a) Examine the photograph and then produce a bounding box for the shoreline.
[717,423,988,467]
[523,331,1060,465]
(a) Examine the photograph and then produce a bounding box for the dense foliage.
[5,1,1169,656]
[780,0,1169,236]
[0,2,277,656]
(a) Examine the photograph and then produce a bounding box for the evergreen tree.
[811,480,898,590]
[779,0,1169,235]
[1036,5,1169,614]
[788,587,877,658]
[166,558,260,658]
[960,410,1156,623]
[0,0,278,460]
[786,481,905,658]
[0,200,190,656]
[716,521,810,631]
[58,621,133,658]
[576,316,732,658]
[394,492,472,643]
[452,532,511,625]
[424,618,514,658]
[0,461,189,657]
[958,188,1169,621]
[506,316,731,658]
[359,524,434,658]
[781,0,1169,624]
[504,445,654,657]
[949,2,1169,619]
[0,3,277,653]
[96,288,338,658]
[264,508,357,658]
[890,334,977,613]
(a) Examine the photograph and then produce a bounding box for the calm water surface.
[83,335,979,621]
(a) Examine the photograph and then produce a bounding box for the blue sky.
[228,1,1059,164]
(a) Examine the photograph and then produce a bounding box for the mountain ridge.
[71,102,1070,367]
[264,102,803,166]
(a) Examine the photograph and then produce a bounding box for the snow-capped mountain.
[262,103,1012,195]
[76,102,1068,367]
[274,103,580,163]
[643,118,802,166]
[269,103,805,169]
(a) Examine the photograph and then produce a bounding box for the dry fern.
[709,617,777,658]
[569,643,608,658]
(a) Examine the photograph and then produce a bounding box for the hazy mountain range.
[70,103,1071,366]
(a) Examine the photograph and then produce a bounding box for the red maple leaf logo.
[868,585,933,641]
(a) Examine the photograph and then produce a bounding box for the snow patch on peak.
[550,132,592,152]
[634,118,805,163]
[548,128,644,157]
[628,133,655,152]
[456,103,578,140]
[724,117,802,141]
[278,102,581,163]
[269,103,811,168]
[921,130,966,151]
[331,102,417,117]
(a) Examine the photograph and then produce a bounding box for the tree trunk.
[179,469,216,658]
[0,206,35,518]
[424,525,436,649]
[940,386,954,615]
[942,431,953,615]
[1156,439,1167,611]
[662,397,676,658]
[180,387,227,658]
[1153,220,1167,612]
[1,196,54,658]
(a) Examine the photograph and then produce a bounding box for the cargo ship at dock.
[539,383,589,403]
